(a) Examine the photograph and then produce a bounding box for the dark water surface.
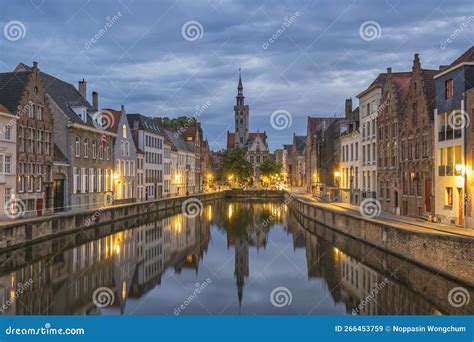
[0,199,471,315]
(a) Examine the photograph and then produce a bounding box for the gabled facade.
[377,68,412,214]
[107,106,137,204]
[0,62,54,217]
[164,130,195,196]
[289,134,306,187]
[398,54,437,218]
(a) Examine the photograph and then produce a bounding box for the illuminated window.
[123,124,127,138]
[445,79,453,99]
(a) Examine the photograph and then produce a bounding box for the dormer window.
[71,106,88,123]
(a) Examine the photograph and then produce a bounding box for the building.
[0,62,54,217]
[181,126,202,192]
[356,74,387,201]
[107,106,137,204]
[226,71,270,176]
[163,138,172,197]
[13,64,116,212]
[377,68,412,214]
[433,46,474,226]
[0,104,17,219]
[282,144,292,185]
[398,54,437,218]
[164,130,196,196]
[136,149,145,201]
[305,116,339,195]
[339,99,361,204]
[127,114,165,201]
[289,134,306,187]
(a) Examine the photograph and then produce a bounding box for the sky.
[1,0,473,151]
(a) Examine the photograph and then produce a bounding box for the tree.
[258,159,282,177]
[217,149,253,185]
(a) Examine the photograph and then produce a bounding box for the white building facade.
[0,105,17,219]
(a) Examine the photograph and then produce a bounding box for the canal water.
[0,199,472,315]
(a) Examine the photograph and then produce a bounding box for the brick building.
[398,54,437,218]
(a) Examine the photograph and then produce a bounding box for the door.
[53,179,65,212]
[424,179,431,212]
[457,188,463,225]
[36,199,43,217]
[402,199,408,216]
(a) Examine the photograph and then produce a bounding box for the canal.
[0,199,472,315]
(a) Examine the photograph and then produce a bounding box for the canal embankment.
[290,194,474,287]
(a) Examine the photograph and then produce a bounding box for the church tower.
[234,69,249,148]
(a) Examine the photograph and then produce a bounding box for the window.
[28,176,34,192]
[28,103,34,118]
[75,137,81,157]
[36,105,43,120]
[445,187,453,206]
[84,139,89,158]
[37,176,42,192]
[18,126,24,152]
[123,124,127,138]
[4,156,11,174]
[92,141,97,159]
[4,188,11,208]
[4,126,11,141]
[445,79,453,99]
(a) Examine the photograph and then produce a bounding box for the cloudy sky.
[1,0,473,150]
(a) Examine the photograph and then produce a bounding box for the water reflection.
[0,200,471,315]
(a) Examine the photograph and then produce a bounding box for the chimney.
[387,67,392,74]
[345,98,352,117]
[78,79,87,100]
[92,91,98,110]
[413,53,420,70]
[32,61,38,70]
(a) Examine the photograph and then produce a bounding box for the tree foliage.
[217,149,253,184]
[258,159,282,176]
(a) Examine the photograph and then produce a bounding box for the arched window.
[123,124,127,138]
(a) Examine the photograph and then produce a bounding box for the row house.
[164,130,196,196]
[339,99,360,205]
[434,46,474,226]
[127,114,165,201]
[0,105,17,218]
[181,126,202,192]
[289,134,306,187]
[163,138,172,197]
[356,74,386,200]
[14,64,117,212]
[377,68,412,215]
[0,62,54,217]
[398,54,437,218]
[106,106,137,204]
[136,149,145,201]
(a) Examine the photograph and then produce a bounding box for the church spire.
[236,68,244,105]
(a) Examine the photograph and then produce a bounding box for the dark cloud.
[1,0,473,150]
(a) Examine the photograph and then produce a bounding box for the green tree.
[258,159,282,177]
[217,149,253,185]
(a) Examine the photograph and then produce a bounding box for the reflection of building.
[234,236,249,307]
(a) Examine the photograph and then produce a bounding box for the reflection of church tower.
[234,69,249,148]
[234,236,249,308]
